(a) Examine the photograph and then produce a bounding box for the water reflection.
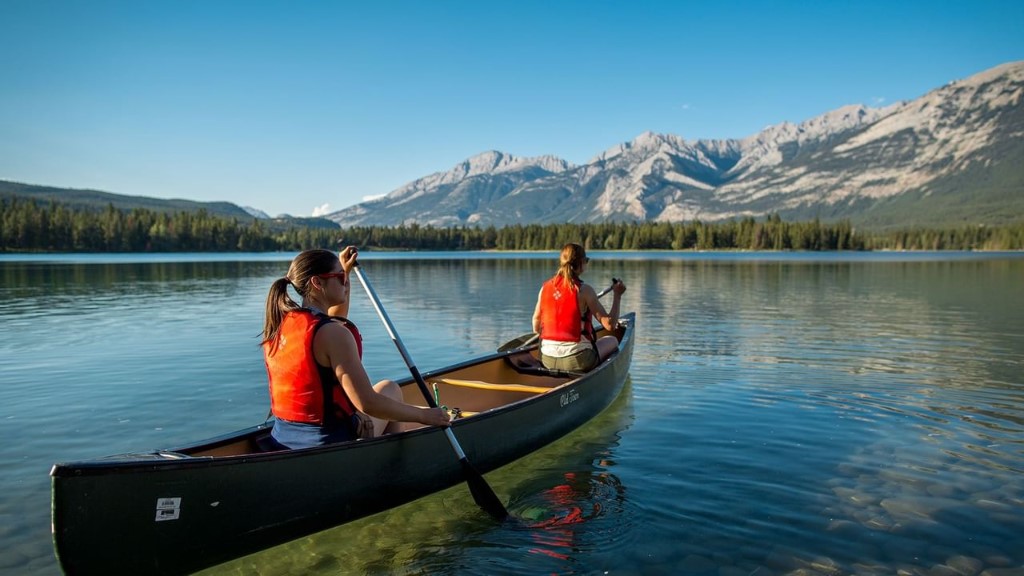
[0,260,282,298]
[2,253,1022,576]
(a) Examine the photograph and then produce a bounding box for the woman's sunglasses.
[317,271,347,283]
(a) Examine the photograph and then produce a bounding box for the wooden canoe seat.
[433,378,551,395]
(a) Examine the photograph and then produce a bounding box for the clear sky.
[2,1,1021,218]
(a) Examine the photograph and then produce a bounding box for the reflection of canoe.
[50,313,635,575]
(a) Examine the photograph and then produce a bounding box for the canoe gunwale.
[50,363,594,475]
[49,316,629,476]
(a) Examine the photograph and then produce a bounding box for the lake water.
[1,251,1023,575]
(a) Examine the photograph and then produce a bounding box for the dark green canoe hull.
[51,313,635,575]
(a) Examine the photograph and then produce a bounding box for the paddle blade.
[460,458,509,520]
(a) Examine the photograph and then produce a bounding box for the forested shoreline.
[2,197,1022,252]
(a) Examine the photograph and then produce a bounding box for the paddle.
[351,262,509,520]
[497,277,620,353]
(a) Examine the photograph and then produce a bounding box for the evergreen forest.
[2,197,1022,253]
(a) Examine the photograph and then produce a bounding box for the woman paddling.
[262,248,450,449]
[532,243,626,372]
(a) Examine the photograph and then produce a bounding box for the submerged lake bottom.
[0,251,1022,575]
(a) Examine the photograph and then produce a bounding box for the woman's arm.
[531,288,544,334]
[327,246,360,319]
[315,323,449,426]
[583,280,625,332]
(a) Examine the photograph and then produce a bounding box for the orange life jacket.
[263,309,358,426]
[539,276,595,344]
[331,315,363,359]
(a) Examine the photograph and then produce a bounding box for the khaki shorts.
[541,347,598,372]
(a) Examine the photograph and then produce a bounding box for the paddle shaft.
[351,263,509,520]
[596,277,620,300]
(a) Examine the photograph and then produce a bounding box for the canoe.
[50,312,635,575]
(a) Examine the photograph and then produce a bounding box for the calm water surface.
[1,251,1022,575]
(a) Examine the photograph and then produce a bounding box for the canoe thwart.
[432,378,551,395]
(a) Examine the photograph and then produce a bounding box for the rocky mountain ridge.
[328,61,1024,228]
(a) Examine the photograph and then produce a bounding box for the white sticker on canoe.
[155,497,181,522]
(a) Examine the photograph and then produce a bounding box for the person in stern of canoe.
[532,243,626,372]
[262,248,450,449]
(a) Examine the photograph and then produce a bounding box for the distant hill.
[0,180,253,219]
[0,180,340,231]
[327,61,1024,230]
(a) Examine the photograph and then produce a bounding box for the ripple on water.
[502,469,634,567]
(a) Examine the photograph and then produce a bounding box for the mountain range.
[328,61,1024,229]
[3,62,1021,231]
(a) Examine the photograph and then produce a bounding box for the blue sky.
[2,1,1021,218]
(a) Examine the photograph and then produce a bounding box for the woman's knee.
[596,336,618,359]
[374,379,401,401]
[370,380,403,436]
